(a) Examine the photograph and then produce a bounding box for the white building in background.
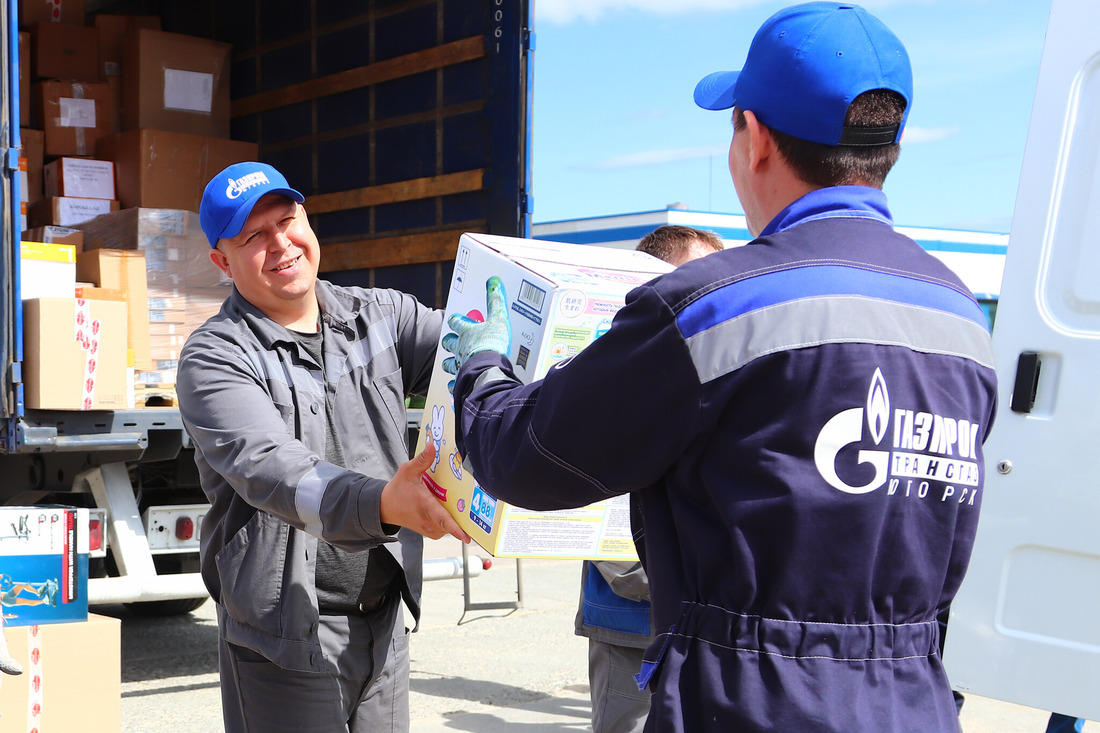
[533,207,1008,324]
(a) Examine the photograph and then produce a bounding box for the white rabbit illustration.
[428,404,446,472]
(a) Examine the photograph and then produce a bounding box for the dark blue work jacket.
[454,187,998,732]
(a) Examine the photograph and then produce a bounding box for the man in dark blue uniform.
[445,3,998,731]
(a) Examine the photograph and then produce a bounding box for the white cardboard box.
[418,232,672,559]
[44,157,116,200]
[19,241,76,301]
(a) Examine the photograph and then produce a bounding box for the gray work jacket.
[176,279,443,672]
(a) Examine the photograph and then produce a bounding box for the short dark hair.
[735,89,906,188]
[636,225,724,264]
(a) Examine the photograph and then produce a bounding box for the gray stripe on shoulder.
[243,349,324,396]
[472,366,519,394]
[340,315,398,383]
[295,461,347,537]
[686,296,996,383]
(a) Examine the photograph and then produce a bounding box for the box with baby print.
[417,232,672,559]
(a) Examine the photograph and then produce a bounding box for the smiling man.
[177,162,468,733]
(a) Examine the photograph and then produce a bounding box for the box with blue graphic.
[0,506,89,626]
[418,233,672,559]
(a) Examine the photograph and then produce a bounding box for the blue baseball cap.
[199,162,305,248]
[693,2,912,147]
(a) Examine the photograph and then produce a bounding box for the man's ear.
[742,110,775,173]
[209,247,232,279]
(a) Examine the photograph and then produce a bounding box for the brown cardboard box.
[28,195,119,227]
[23,297,128,410]
[34,79,111,156]
[19,128,44,203]
[75,284,125,301]
[32,21,100,81]
[122,29,231,137]
[77,207,227,288]
[19,0,86,27]
[44,156,115,199]
[18,155,29,229]
[96,128,257,212]
[0,614,120,732]
[95,14,161,132]
[94,13,160,78]
[19,31,30,124]
[76,248,152,370]
[22,224,85,245]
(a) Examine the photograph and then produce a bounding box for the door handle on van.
[1010,351,1041,414]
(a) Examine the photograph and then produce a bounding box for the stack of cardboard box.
[79,208,230,400]
[17,3,257,410]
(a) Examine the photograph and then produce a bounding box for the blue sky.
[528,0,1052,234]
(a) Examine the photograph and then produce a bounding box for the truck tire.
[124,597,209,616]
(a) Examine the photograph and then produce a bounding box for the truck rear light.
[175,516,194,541]
[88,517,103,552]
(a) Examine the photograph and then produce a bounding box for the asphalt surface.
[92,536,1094,732]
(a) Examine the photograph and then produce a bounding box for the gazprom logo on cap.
[225,171,271,200]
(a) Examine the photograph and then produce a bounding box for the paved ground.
[97,536,1094,731]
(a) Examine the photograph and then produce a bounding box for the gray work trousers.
[218,598,409,732]
[589,637,651,733]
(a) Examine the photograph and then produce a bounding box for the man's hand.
[380,442,471,543]
[441,275,512,376]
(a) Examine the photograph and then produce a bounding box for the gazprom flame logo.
[813,368,891,495]
[225,171,271,200]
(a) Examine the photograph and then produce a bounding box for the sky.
[527,0,1053,234]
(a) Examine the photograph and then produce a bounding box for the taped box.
[0,614,120,733]
[418,233,672,559]
[0,506,89,627]
[23,297,128,410]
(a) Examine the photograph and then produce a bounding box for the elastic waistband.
[676,602,940,662]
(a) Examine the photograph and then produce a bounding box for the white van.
[943,0,1100,721]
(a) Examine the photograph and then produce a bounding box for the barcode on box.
[518,280,546,314]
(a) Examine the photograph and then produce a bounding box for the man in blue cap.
[177,161,469,732]
[444,3,998,730]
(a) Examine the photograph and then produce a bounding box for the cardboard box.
[44,156,115,199]
[19,240,76,300]
[77,207,229,288]
[23,297,128,410]
[20,128,44,203]
[95,14,161,132]
[122,28,231,137]
[0,614,121,733]
[18,155,29,230]
[34,79,111,156]
[19,0,86,27]
[0,506,89,626]
[22,224,84,246]
[28,195,118,228]
[96,128,258,212]
[32,21,100,81]
[76,248,152,370]
[19,31,30,124]
[94,13,160,78]
[74,284,125,301]
[418,233,672,559]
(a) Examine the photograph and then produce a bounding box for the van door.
[943,0,1100,721]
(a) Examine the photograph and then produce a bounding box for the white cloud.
[583,144,729,170]
[902,125,961,144]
